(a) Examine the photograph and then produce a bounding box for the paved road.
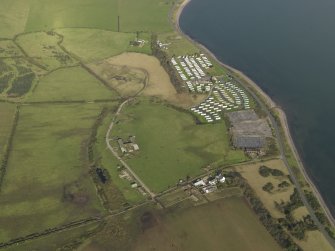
[105,99,156,199]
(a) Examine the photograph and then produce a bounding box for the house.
[117,138,127,154]
[117,136,140,154]
[193,179,206,187]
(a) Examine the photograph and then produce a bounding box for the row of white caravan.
[190,82,251,123]
[171,54,212,81]
[186,81,212,93]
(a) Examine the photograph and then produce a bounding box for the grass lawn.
[0,104,106,242]
[0,103,16,160]
[27,66,119,102]
[134,197,282,251]
[24,0,173,33]
[111,99,246,192]
[15,32,77,70]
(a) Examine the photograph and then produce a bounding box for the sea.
[180,0,335,216]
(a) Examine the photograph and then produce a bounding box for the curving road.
[105,98,156,199]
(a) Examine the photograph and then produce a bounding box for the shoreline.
[174,0,335,228]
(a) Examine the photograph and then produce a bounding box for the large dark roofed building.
[233,135,265,149]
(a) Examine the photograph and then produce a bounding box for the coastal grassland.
[133,197,282,251]
[0,0,29,38]
[88,62,146,98]
[24,0,173,33]
[235,159,294,218]
[93,108,144,206]
[15,32,77,70]
[56,29,152,63]
[3,221,102,251]
[158,32,200,57]
[105,53,206,107]
[111,99,247,192]
[0,103,16,160]
[0,40,23,57]
[292,206,309,221]
[26,66,119,102]
[0,104,106,242]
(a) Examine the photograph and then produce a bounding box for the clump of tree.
[259,165,284,177]
[262,182,274,192]
[275,188,318,240]
[151,33,183,92]
[7,73,35,96]
[304,190,321,211]
[278,180,290,189]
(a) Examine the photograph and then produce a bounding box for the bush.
[278,180,290,189]
[262,182,274,192]
[259,165,271,177]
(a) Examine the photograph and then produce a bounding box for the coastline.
[173,0,335,228]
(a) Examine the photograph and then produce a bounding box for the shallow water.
[180,0,335,215]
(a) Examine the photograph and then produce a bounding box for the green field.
[3,221,101,251]
[0,103,16,160]
[15,32,77,70]
[27,66,118,102]
[0,104,106,242]
[56,29,151,63]
[111,99,247,192]
[22,0,173,33]
[134,197,282,251]
[0,0,30,38]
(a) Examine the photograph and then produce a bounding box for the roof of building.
[233,135,265,149]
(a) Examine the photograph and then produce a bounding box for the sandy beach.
[173,0,335,228]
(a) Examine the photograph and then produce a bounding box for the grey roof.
[227,110,259,124]
[233,136,265,149]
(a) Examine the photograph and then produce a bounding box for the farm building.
[117,136,140,154]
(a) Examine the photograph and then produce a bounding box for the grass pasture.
[235,159,294,218]
[24,0,173,33]
[3,221,102,251]
[106,53,206,107]
[88,62,146,97]
[56,29,137,63]
[111,99,246,192]
[27,66,118,102]
[0,0,30,38]
[0,104,105,242]
[15,32,77,70]
[134,197,282,251]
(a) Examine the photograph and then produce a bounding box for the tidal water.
[180,0,335,216]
